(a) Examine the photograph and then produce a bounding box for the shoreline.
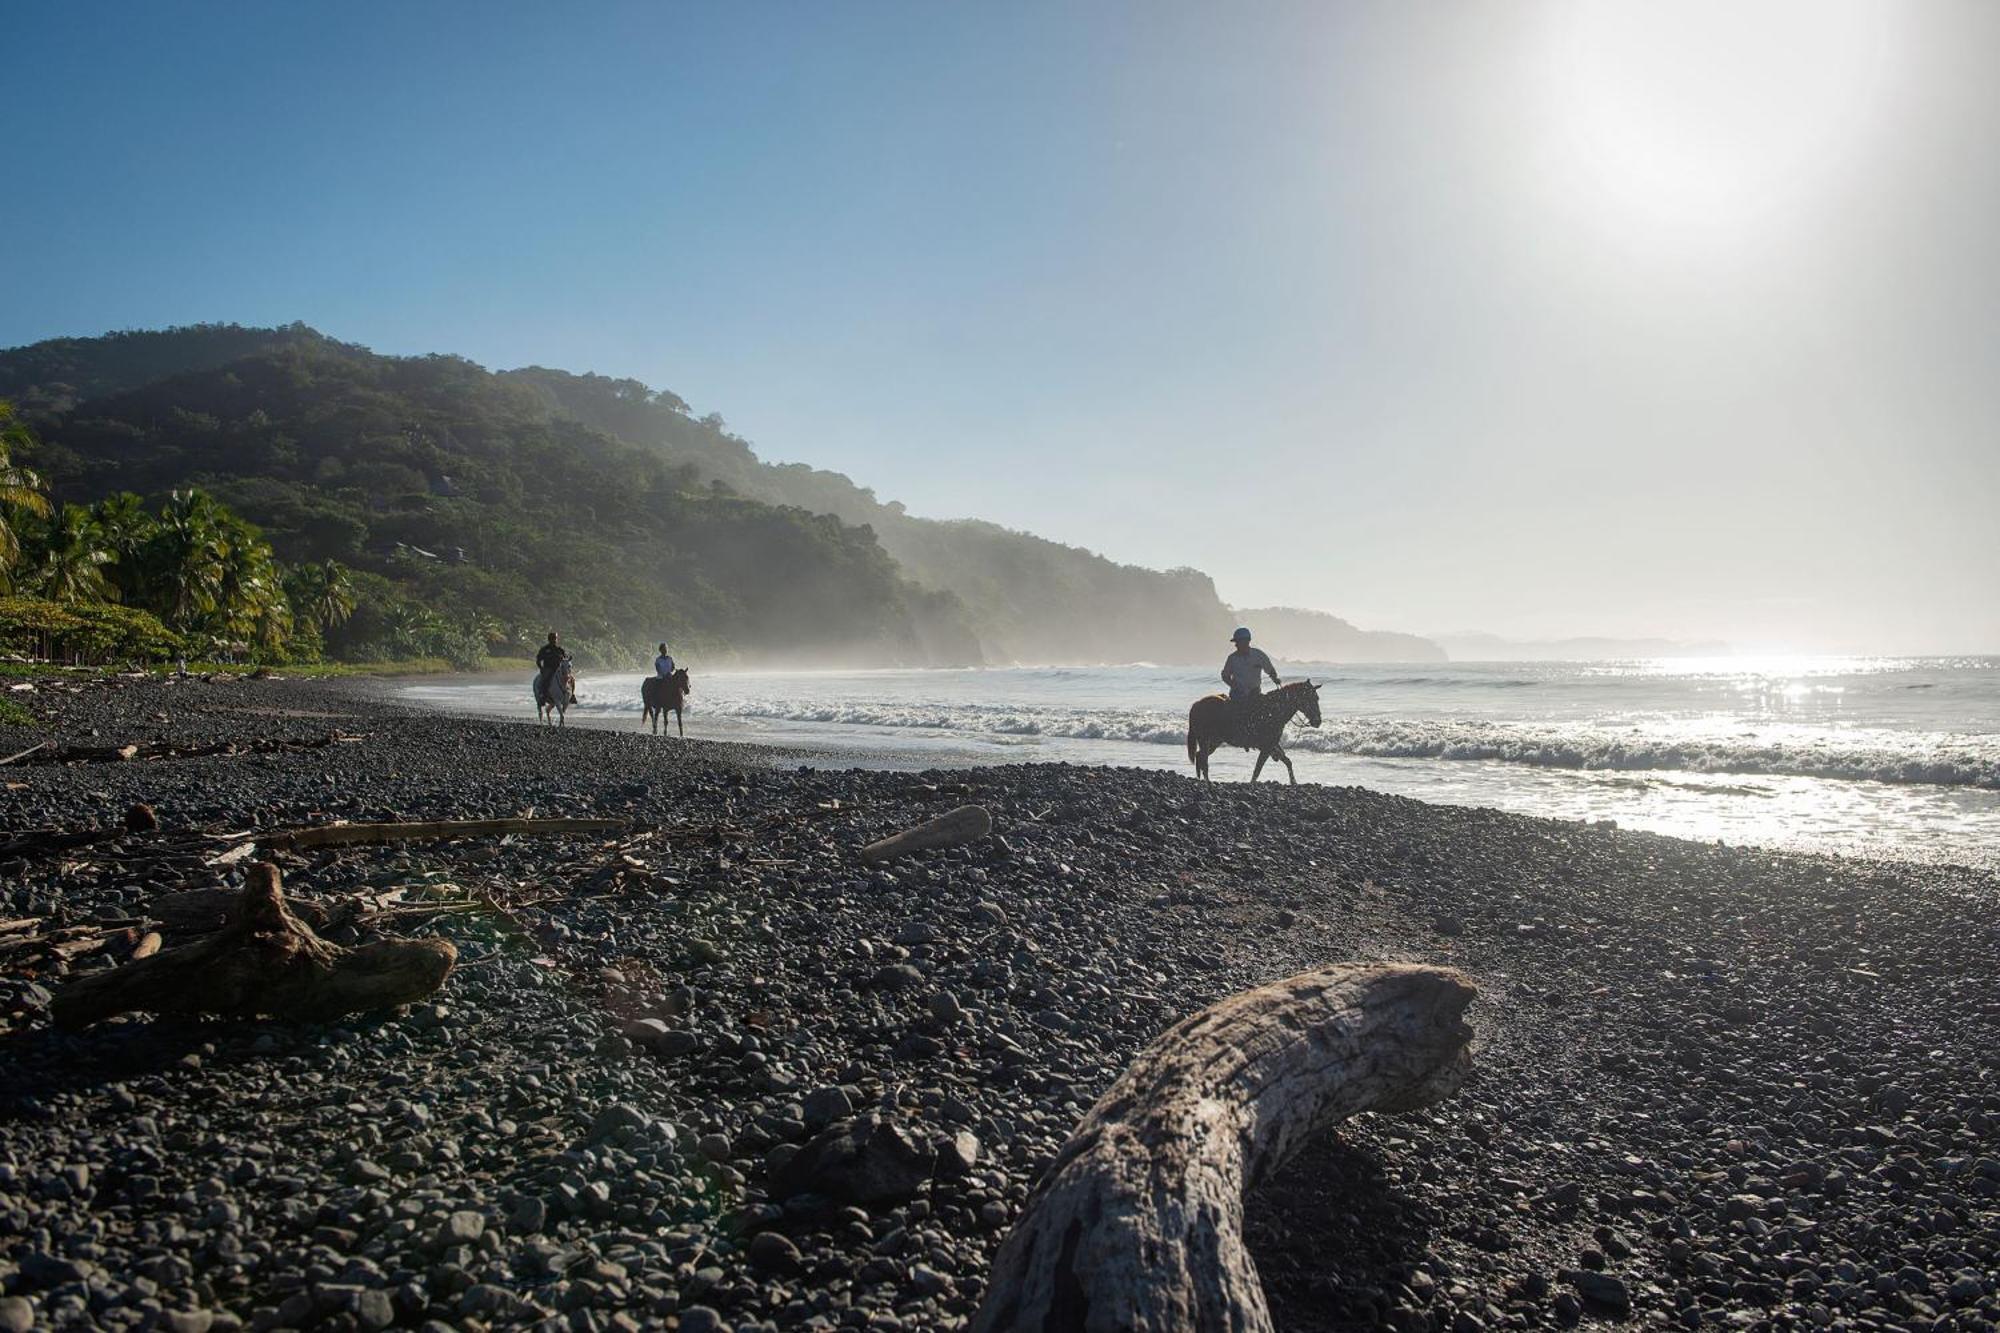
[382,666,2000,873]
[1,675,1995,1331]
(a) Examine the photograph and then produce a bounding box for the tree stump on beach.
[973,962,1476,1333]
[52,863,457,1030]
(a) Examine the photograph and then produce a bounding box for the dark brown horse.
[641,668,691,737]
[1186,679,1322,783]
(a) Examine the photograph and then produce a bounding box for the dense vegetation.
[506,367,1251,663]
[0,324,1442,668]
[0,398,369,666]
[2,330,977,668]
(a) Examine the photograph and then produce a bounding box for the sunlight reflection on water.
[401,656,2000,869]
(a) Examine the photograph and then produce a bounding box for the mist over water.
[404,655,2000,868]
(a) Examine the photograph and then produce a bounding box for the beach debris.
[859,804,992,863]
[973,962,1476,1333]
[50,862,456,1029]
[3,732,365,766]
[0,826,122,860]
[264,815,634,850]
[0,740,52,766]
[145,884,339,937]
[124,802,160,833]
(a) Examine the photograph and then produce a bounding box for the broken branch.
[51,863,456,1029]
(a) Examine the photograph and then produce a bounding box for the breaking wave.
[682,697,2000,790]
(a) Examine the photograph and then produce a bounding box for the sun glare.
[1535,0,1905,244]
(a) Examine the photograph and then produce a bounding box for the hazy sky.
[7,2,1997,653]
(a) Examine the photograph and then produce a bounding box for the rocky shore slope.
[1,675,1995,1332]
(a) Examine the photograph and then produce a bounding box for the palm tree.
[0,401,52,586]
[30,504,116,604]
[145,489,232,632]
[249,594,294,659]
[382,601,449,657]
[91,492,156,603]
[283,559,357,632]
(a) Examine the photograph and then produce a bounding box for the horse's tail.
[1186,725,1199,767]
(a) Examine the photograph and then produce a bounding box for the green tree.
[283,559,357,633]
[141,489,232,635]
[0,400,52,585]
[90,492,156,602]
[30,504,116,604]
[211,512,285,641]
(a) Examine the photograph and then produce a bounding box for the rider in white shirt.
[654,643,676,677]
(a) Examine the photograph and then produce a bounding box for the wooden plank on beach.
[265,816,634,850]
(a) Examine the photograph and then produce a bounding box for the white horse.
[533,659,575,726]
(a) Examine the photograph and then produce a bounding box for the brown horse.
[1186,680,1322,783]
[641,668,691,737]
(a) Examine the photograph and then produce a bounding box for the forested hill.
[1227,606,1448,664]
[1,324,1443,666]
[2,329,977,666]
[503,367,1242,663]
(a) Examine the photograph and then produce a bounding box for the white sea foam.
[405,656,2000,866]
[670,697,1999,789]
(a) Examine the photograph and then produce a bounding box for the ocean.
[399,656,2000,869]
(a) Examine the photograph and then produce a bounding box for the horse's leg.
[1251,749,1269,782]
[1273,744,1296,785]
[675,707,684,739]
[1199,742,1212,781]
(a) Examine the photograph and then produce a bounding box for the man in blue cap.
[1222,626,1280,728]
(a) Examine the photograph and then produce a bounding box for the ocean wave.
[682,697,2000,790]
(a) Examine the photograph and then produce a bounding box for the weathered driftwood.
[0,827,122,860]
[147,884,339,937]
[265,815,632,850]
[859,805,992,864]
[12,733,365,767]
[51,863,456,1030]
[973,962,1476,1333]
[0,740,52,766]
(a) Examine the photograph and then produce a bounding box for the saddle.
[1223,694,1260,746]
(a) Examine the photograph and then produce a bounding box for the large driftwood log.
[974,962,1476,1333]
[51,863,456,1030]
[859,805,991,863]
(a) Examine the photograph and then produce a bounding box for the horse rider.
[1222,626,1281,729]
[536,631,571,703]
[654,642,676,679]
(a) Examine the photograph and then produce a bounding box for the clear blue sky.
[8,1,1998,652]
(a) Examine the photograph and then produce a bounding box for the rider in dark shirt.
[536,632,568,676]
[536,632,570,701]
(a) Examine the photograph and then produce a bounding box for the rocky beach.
[1,673,1995,1333]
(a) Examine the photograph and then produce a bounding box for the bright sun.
[1536,0,1906,243]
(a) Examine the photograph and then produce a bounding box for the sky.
[6,1,1998,654]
